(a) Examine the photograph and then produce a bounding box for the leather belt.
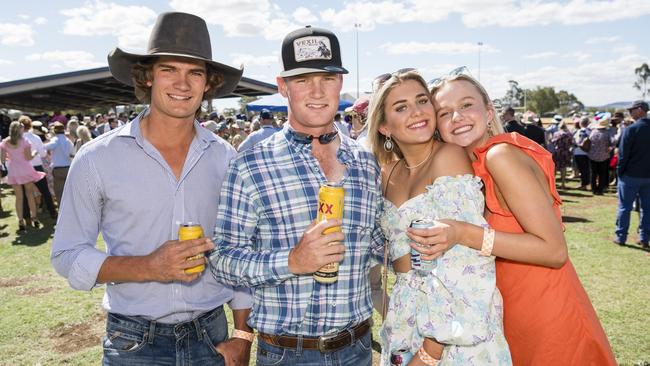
[258,318,372,353]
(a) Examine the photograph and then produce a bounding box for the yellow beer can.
[178,222,205,274]
[313,182,345,284]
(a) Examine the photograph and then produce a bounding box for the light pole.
[354,23,361,98]
[477,41,483,82]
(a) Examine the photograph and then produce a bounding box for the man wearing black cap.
[51,12,253,365]
[211,26,383,365]
[615,100,650,249]
[237,108,279,152]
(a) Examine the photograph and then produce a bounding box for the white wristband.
[232,329,255,342]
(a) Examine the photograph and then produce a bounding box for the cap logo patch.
[293,36,332,62]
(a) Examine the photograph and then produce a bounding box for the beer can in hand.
[410,218,437,275]
[178,222,206,274]
[313,182,345,284]
[390,349,413,365]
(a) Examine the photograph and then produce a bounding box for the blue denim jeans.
[255,331,372,366]
[615,175,650,243]
[102,306,227,366]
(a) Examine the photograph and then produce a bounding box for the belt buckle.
[317,333,337,353]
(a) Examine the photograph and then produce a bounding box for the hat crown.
[147,12,211,60]
[280,26,348,77]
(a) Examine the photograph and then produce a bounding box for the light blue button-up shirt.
[44,133,73,168]
[51,111,252,323]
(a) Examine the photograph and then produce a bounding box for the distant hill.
[595,101,639,110]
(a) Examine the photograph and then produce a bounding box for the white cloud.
[25,51,105,70]
[0,23,35,46]
[229,52,278,67]
[319,0,650,30]
[381,41,498,55]
[585,36,620,45]
[34,17,47,25]
[169,0,301,40]
[293,7,318,23]
[0,59,14,65]
[487,53,648,106]
[523,52,558,60]
[60,1,157,50]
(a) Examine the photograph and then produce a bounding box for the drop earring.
[383,135,394,152]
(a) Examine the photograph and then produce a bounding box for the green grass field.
[0,180,649,365]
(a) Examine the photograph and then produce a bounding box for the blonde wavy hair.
[429,73,504,139]
[367,70,433,166]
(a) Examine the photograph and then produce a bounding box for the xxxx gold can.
[313,183,345,284]
[178,222,205,274]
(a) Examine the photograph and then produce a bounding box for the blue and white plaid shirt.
[210,124,384,336]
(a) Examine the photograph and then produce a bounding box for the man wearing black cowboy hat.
[210,26,383,365]
[51,12,253,365]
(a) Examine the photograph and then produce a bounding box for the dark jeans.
[256,331,372,366]
[103,306,227,366]
[22,165,56,217]
[590,159,609,194]
[574,155,591,188]
[615,175,650,244]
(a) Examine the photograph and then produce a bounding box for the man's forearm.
[96,255,152,284]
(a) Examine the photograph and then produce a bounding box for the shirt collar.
[117,108,216,149]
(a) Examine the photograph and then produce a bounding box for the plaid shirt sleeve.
[369,162,385,264]
[209,159,296,287]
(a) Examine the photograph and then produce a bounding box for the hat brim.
[280,66,349,78]
[108,47,243,98]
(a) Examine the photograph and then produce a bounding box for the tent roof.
[0,67,277,112]
[247,93,352,112]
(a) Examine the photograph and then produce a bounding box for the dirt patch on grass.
[0,274,47,288]
[16,286,57,296]
[51,313,106,354]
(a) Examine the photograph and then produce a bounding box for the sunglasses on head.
[372,68,417,92]
[428,66,471,88]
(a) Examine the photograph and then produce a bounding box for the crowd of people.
[1,10,647,366]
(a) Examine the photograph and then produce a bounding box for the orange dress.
[472,133,616,366]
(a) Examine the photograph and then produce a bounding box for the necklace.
[403,146,434,170]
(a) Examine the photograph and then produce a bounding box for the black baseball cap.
[280,25,348,77]
[626,100,649,111]
[260,109,273,120]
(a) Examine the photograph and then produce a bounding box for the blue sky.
[1,0,649,110]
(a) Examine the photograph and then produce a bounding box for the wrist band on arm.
[480,226,495,257]
[232,329,255,342]
[418,346,439,365]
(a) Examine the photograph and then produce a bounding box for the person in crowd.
[0,121,46,231]
[202,119,220,136]
[228,124,245,150]
[427,72,615,365]
[43,122,73,206]
[551,121,574,190]
[51,110,68,125]
[66,117,80,144]
[238,109,279,152]
[573,116,592,190]
[545,114,562,153]
[92,113,106,137]
[522,115,546,147]
[72,125,92,157]
[615,100,650,249]
[368,69,510,365]
[50,12,253,366]
[501,106,525,135]
[587,115,613,195]
[333,112,351,136]
[19,116,57,219]
[210,26,382,365]
[31,121,56,200]
[347,97,370,143]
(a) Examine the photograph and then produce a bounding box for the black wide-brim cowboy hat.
[107,12,243,98]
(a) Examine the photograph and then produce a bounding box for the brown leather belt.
[258,318,372,353]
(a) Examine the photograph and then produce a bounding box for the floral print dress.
[379,175,511,365]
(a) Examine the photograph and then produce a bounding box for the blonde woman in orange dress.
[415,72,616,365]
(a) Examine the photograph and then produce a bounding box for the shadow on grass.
[557,190,592,198]
[562,216,591,223]
[11,219,56,247]
[618,242,650,253]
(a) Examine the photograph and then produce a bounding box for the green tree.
[503,80,524,107]
[556,90,584,115]
[524,86,559,115]
[634,63,650,100]
[238,96,260,114]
